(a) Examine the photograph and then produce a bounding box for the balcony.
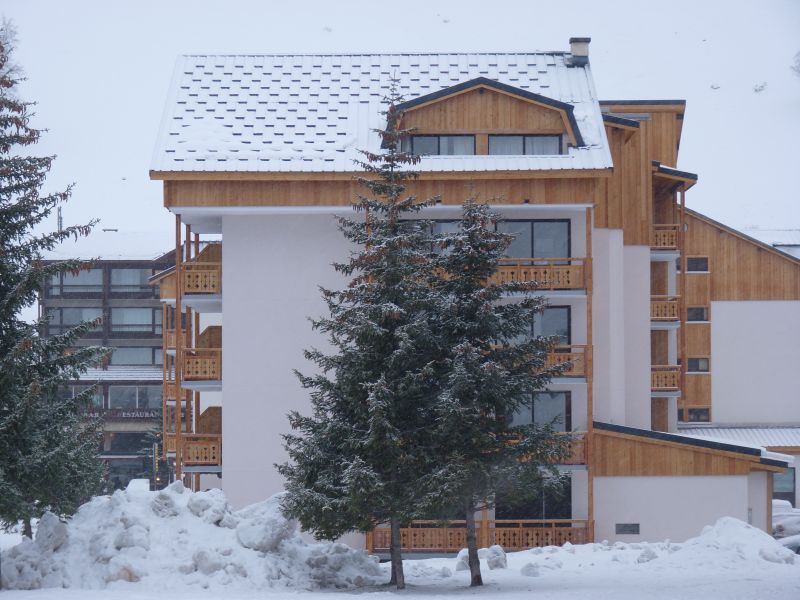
[651,224,679,250]
[651,296,680,327]
[164,433,221,466]
[651,365,680,393]
[181,244,222,313]
[489,258,586,290]
[367,519,592,553]
[181,326,222,391]
[165,328,188,350]
[546,345,591,378]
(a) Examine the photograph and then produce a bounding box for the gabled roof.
[395,77,585,147]
[151,52,611,176]
[678,425,800,452]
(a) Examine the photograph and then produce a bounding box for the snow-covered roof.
[678,426,800,451]
[151,52,611,174]
[43,229,173,262]
[72,367,164,383]
[741,228,800,250]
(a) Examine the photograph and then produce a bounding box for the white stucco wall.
[747,471,768,531]
[711,301,800,423]
[592,228,626,425]
[623,246,652,430]
[594,475,765,542]
[221,213,349,508]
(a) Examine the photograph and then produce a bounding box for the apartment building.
[41,232,172,488]
[148,39,798,547]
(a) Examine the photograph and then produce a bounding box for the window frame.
[774,467,796,507]
[686,256,710,273]
[488,134,564,156]
[533,305,572,347]
[110,346,162,366]
[686,306,710,322]
[686,407,711,422]
[109,307,162,336]
[508,390,573,432]
[497,218,572,260]
[687,357,710,373]
[410,134,476,156]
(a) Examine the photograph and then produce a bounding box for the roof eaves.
[599,99,687,106]
[602,113,640,129]
[396,77,587,147]
[652,160,698,182]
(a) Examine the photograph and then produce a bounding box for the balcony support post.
[585,206,595,542]
[679,185,687,418]
[174,214,183,480]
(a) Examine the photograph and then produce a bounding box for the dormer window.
[411,135,475,156]
[488,134,564,155]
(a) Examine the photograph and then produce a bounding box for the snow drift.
[0,482,382,591]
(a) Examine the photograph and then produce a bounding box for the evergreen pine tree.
[0,23,108,536]
[278,85,445,589]
[424,199,573,586]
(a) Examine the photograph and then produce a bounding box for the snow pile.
[0,482,382,591]
[773,499,800,538]
[454,544,506,571]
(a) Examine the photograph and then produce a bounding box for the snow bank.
[773,499,800,539]
[0,482,382,591]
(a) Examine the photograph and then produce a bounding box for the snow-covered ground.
[2,482,799,599]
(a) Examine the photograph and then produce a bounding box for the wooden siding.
[684,374,711,408]
[593,429,782,476]
[684,211,800,300]
[400,88,567,138]
[198,406,221,435]
[685,322,710,356]
[163,176,605,208]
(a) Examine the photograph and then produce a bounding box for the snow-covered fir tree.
[278,85,446,590]
[423,199,572,586]
[0,23,108,537]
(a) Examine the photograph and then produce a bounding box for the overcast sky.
[5,0,800,256]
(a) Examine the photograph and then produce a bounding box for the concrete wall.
[222,213,349,508]
[747,471,768,531]
[594,475,764,542]
[711,301,800,423]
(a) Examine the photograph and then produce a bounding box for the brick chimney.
[569,37,591,67]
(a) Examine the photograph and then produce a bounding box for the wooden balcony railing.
[183,348,222,381]
[183,262,221,294]
[651,365,680,391]
[164,405,192,433]
[651,224,679,250]
[165,382,177,401]
[163,433,221,466]
[546,345,591,377]
[489,258,586,290]
[650,296,680,321]
[367,519,592,553]
[165,329,189,349]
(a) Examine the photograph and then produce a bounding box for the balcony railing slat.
[650,296,680,321]
[489,258,586,290]
[652,224,679,249]
[651,365,680,391]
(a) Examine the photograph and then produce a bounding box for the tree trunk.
[465,504,483,587]
[389,517,405,589]
[23,518,33,539]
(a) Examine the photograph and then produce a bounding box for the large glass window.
[137,386,162,409]
[49,269,103,295]
[110,268,153,293]
[509,391,572,432]
[109,386,137,409]
[489,135,563,155]
[47,307,103,334]
[72,385,105,409]
[104,432,149,455]
[496,220,570,259]
[111,347,157,365]
[411,135,475,156]
[774,467,796,507]
[110,308,160,334]
[533,306,571,346]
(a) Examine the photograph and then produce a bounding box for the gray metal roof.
[74,367,164,383]
[678,426,800,450]
[152,52,611,174]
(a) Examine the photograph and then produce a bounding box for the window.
[48,268,103,295]
[533,306,571,346]
[430,220,461,254]
[110,268,154,293]
[104,432,149,455]
[774,467,796,507]
[687,257,709,272]
[110,308,161,334]
[59,385,104,409]
[488,135,563,155]
[111,347,160,366]
[411,135,475,156]
[509,391,572,432]
[495,219,570,260]
[687,407,710,422]
[108,385,161,409]
[46,307,103,334]
[687,307,709,322]
[687,357,710,373]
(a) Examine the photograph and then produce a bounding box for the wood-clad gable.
[593,424,786,476]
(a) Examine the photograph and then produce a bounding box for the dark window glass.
[687,408,710,422]
[510,391,572,432]
[687,357,710,372]
[111,347,154,365]
[489,135,524,155]
[109,386,137,409]
[525,135,561,155]
[496,220,570,260]
[774,467,796,507]
[411,135,475,156]
[110,268,153,293]
[411,135,438,155]
[105,432,149,454]
[62,307,103,326]
[687,307,709,322]
[61,269,103,292]
[533,306,571,345]
[111,308,159,333]
[73,385,104,409]
[137,386,162,409]
[687,257,709,272]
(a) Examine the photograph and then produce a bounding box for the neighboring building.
[147,40,797,547]
[40,232,173,489]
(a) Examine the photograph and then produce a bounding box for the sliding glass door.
[496,219,570,261]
